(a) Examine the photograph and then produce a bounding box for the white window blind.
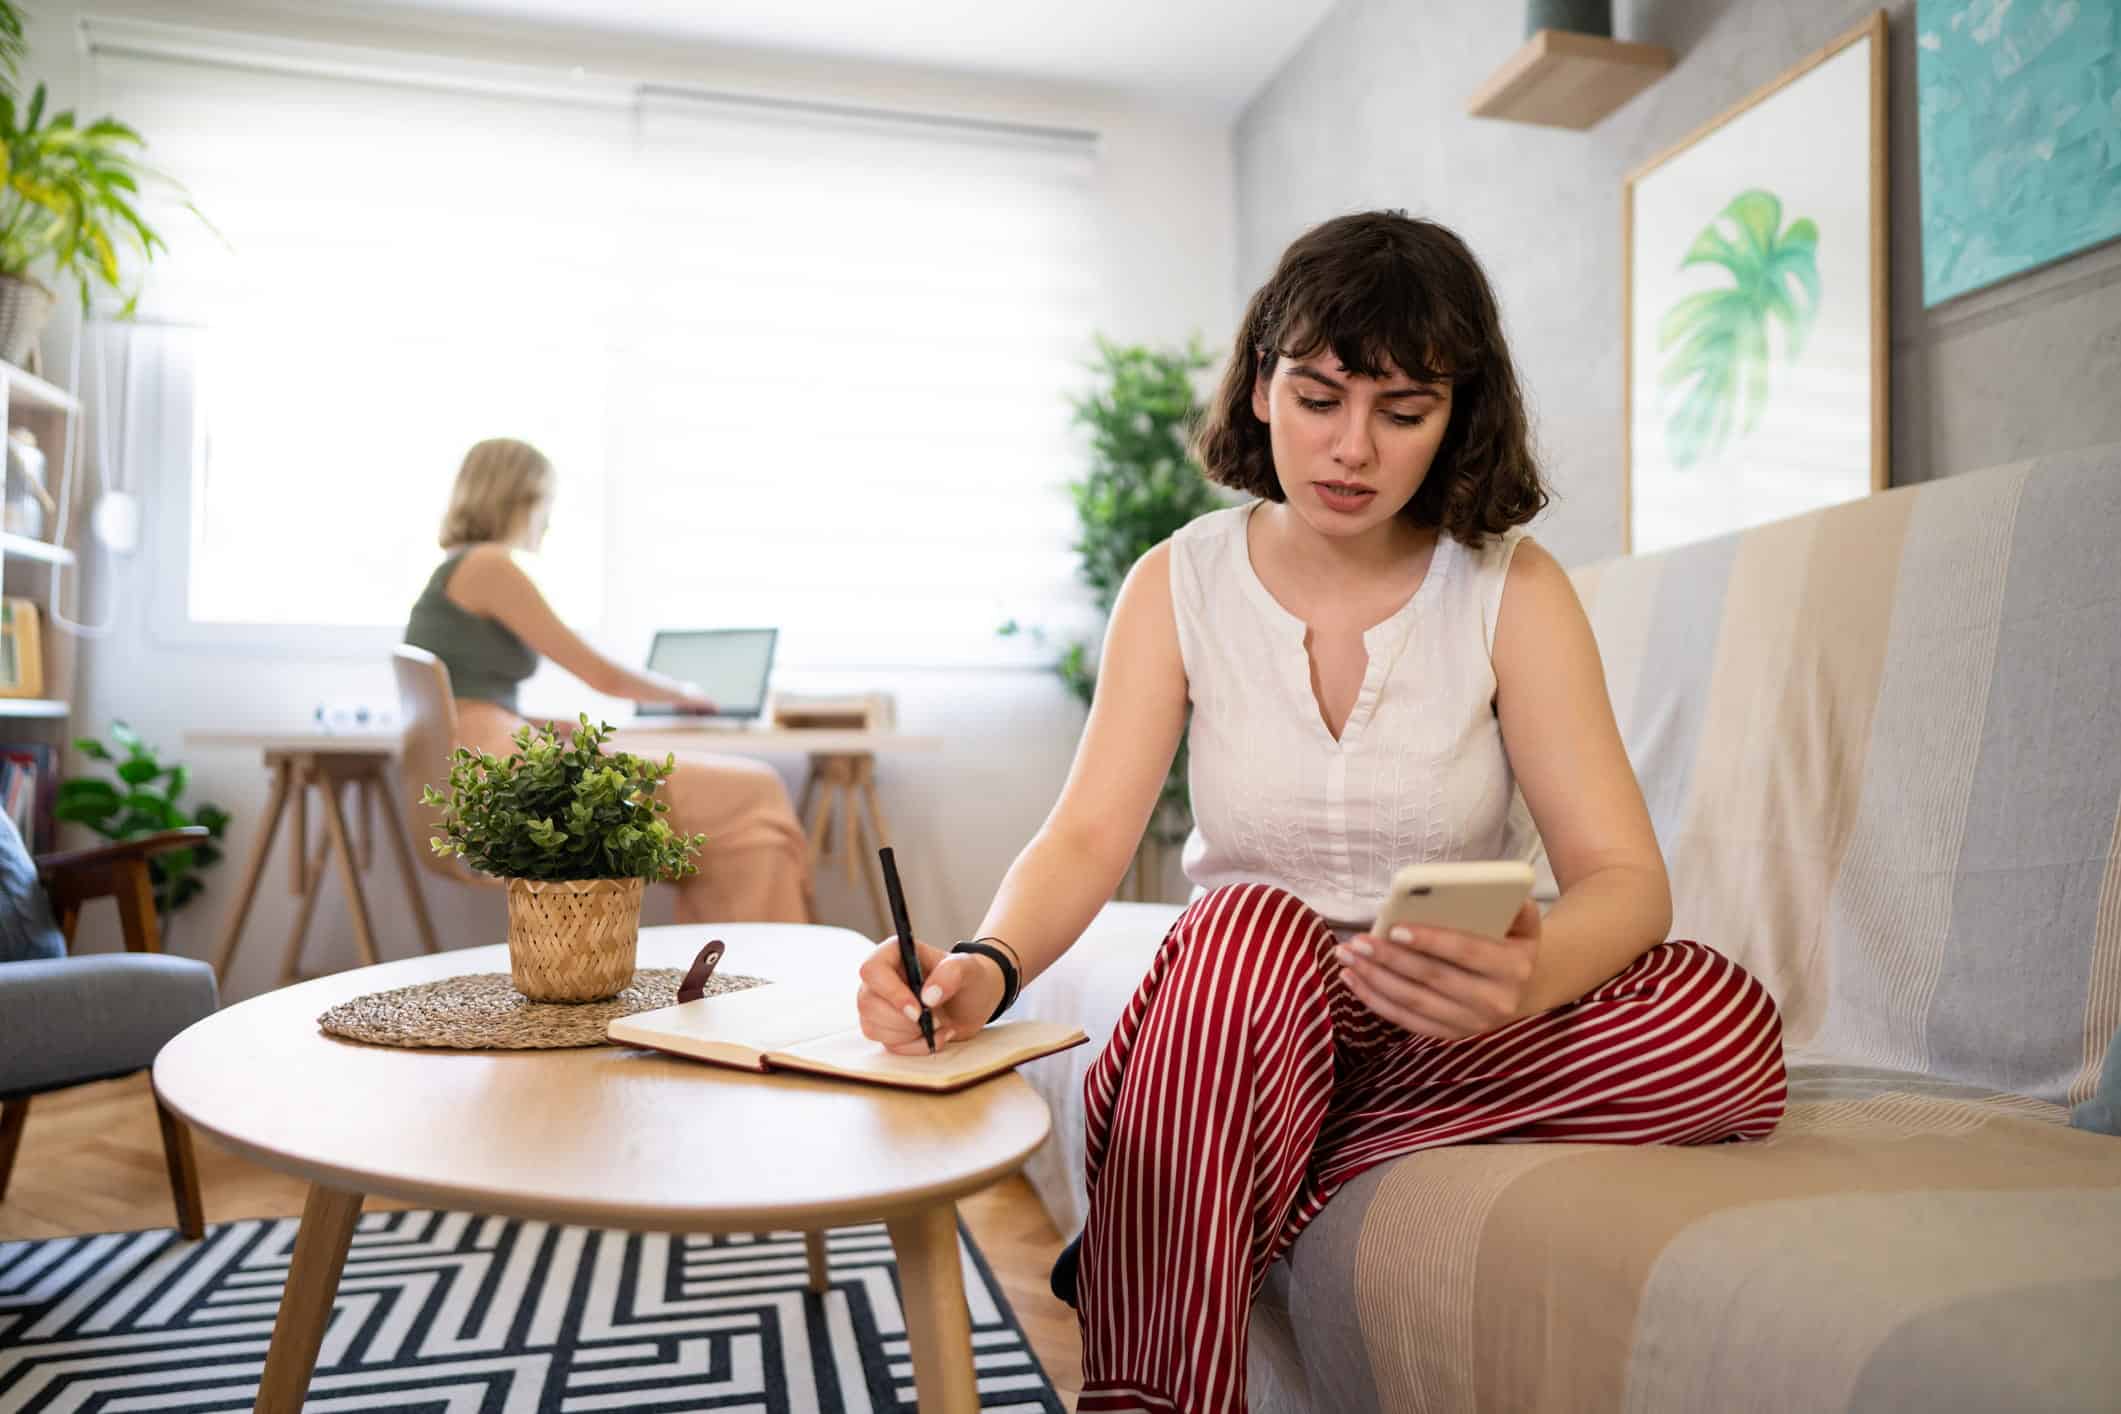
[614,91,1100,666]
[88,36,622,633]
[88,30,1104,666]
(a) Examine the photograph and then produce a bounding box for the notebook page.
[769,1019,1086,1090]
[609,985,856,1059]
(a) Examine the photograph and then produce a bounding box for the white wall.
[36,1,1236,997]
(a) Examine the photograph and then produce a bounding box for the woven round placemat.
[317,968,770,1050]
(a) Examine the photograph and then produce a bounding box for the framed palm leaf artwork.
[1624,12,1887,555]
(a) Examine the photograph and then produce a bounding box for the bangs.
[1197,209,1546,545]
[1268,249,1486,387]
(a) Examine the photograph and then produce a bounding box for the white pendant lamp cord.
[44,321,129,638]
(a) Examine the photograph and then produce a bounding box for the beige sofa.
[1013,442,2121,1411]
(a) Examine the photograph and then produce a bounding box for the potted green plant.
[57,721,231,923]
[0,63,206,363]
[423,716,704,1002]
[1003,336,1229,891]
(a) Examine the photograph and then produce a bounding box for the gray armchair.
[0,819,217,1239]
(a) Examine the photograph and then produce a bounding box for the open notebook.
[607,981,1086,1094]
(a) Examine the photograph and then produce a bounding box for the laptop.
[633,627,778,721]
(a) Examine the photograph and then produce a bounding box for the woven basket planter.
[0,275,54,368]
[504,876,646,1002]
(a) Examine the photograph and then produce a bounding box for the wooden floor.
[1,1073,1085,1408]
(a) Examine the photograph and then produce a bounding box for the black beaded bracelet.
[950,940,1021,1024]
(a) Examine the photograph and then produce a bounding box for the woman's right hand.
[856,935,1006,1055]
[674,681,718,714]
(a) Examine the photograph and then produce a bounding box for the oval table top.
[153,924,1052,1232]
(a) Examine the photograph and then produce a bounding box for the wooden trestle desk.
[189,724,943,983]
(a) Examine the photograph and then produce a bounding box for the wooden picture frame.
[1622,11,1888,556]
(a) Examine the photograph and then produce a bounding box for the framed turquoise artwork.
[1919,0,2121,306]
[1624,14,1888,555]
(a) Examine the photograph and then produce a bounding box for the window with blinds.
[89,29,1103,666]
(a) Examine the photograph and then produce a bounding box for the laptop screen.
[644,629,778,717]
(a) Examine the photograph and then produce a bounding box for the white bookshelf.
[0,353,84,763]
[0,698,68,718]
[0,530,75,566]
[1,364,80,415]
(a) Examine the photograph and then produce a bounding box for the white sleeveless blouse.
[1169,502,1538,929]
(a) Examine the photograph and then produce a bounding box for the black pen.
[878,846,935,1053]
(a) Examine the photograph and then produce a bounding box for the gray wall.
[1236,0,2121,568]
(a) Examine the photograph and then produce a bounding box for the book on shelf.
[0,741,57,854]
[0,598,43,699]
[608,980,1084,1093]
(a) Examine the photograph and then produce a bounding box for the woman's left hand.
[1335,898,1542,1041]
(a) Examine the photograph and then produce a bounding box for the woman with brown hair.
[405,438,810,923]
[852,212,1786,1411]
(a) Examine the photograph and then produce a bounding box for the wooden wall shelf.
[1467,30,1674,130]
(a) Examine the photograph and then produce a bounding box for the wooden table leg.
[886,1202,979,1414]
[805,765,836,859]
[860,770,894,849]
[357,774,374,872]
[254,1183,362,1414]
[318,774,382,969]
[152,1089,206,1241]
[289,760,309,897]
[0,1096,29,1202]
[804,1229,831,1294]
[278,839,332,986]
[374,763,441,956]
[839,777,860,891]
[211,760,293,984]
[845,757,890,934]
[853,822,889,938]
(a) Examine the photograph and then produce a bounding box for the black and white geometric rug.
[0,1209,1065,1411]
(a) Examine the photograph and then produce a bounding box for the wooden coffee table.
[152,923,1053,1414]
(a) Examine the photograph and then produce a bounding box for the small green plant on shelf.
[0,0,214,371]
[57,721,230,915]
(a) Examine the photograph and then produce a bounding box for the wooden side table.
[153,925,1052,1414]
[204,744,439,986]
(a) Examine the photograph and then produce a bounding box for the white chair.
[390,645,501,894]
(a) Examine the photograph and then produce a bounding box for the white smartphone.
[1371,860,1536,941]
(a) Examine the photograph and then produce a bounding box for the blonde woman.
[405,437,811,922]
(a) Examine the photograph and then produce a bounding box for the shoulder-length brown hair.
[438,438,553,549]
[1195,211,1547,545]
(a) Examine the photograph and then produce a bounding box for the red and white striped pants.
[1075,883,1787,1413]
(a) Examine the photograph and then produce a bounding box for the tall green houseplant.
[1007,336,1227,854]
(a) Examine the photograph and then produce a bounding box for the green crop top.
[403,549,538,712]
